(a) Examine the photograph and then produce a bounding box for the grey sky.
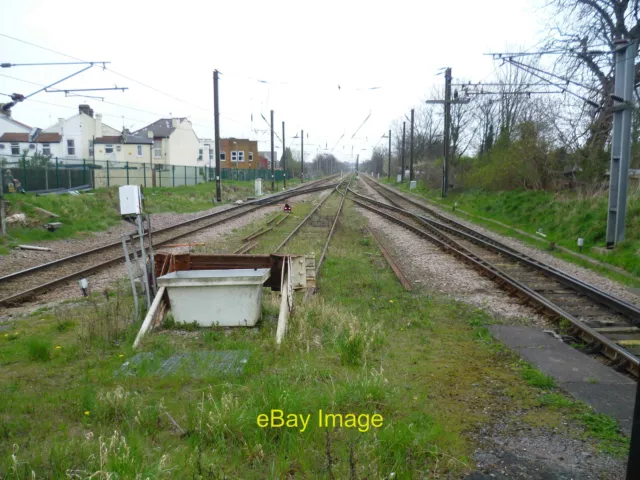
[1,0,544,162]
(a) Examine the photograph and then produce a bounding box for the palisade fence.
[0,155,293,192]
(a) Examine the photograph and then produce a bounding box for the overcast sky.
[1,0,546,163]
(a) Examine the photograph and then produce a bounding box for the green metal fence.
[0,155,293,192]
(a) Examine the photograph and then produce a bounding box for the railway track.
[352,174,640,378]
[276,175,352,276]
[0,176,339,307]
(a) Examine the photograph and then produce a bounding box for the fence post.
[22,157,27,191]
[82,159,86,185]
[159,167,162,187]
[106,160,110,188]
[126,162,130,185]
[172,165,175,187]
[143,163,147,188]
[195,166,197,185]
[184,165,187,186]
[55,157,59,188]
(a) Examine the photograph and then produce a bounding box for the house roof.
[95,134,153,145]
[134,118,187,138]
[0,114,31,131]
[0,132,62,143]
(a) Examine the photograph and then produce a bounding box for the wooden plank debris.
[17,245,52,252]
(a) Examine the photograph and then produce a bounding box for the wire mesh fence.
[0,155,293,192]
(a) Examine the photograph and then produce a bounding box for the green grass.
[0,199,629,477]
[381,178,640,281]
[0,180,256,253]
[521,363,557,389]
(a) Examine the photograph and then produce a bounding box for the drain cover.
[115,350,250,377]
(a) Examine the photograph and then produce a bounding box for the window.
[105,144,114,154]
[198,148,203,161]
[220,152,226,161]
[89,140,94,156]
[238,151,245,162]
[249,151,253,162]
[209,149,213,161]
[231,151,238,162]
[67,139,75,156]
[153,140,162,158]
[116,145,121,152]
[43,144,51,156]
[11,143,19,155]
[137,145,143,157]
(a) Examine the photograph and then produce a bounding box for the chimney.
[147,130,154,139]
[58,118,64,125]
[78,104,93,118]
[171,118,179,128]
[95,114,103,137]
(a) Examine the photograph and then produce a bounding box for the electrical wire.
[0,32,212,114]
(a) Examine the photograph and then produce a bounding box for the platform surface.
[490,325,636,434]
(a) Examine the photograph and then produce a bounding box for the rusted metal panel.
[174,254,190,272]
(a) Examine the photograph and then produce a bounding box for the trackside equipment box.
[119,185,142,215]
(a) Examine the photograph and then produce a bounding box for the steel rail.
[316,176,353,275]
[0,176,338,285]
[0,180,339,306]
[349,191,640,377]
[366,225,412,291]
[361,176,640,323]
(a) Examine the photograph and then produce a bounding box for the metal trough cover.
[158,268,271,327]
[158,268,270,286]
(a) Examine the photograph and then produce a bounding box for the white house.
[199,138,214,168]
[0,129,63,159]
[0,112,31,137]
[134,118,200,167]
[43,104,120,162]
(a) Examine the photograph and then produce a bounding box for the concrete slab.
[490,325,636,434]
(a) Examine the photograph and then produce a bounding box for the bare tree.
[546,0,640,155]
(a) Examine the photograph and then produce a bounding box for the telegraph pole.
[443,67,452,197]
[213,70,221,202]
[270,110,275,191]
[426,67,470,198]
[606,40,637,248]
[282,121,286,188]
[401,121,406,183]
[409,109,415,182]
[301,129,304,182]
[388,129,391,180]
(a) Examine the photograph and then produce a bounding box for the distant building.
[134,118,200,167]
[220,138,258,170]
[0,129,62,158]
[93,130,153,164]
[258,150,279,170]
[43,105,120,161]
[199,138,214,167]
